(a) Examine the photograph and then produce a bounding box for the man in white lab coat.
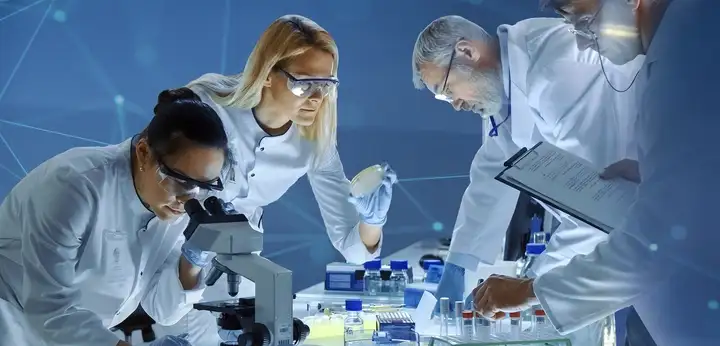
[473,1,720,344]
[412,15,641,345]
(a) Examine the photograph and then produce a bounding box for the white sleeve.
[307,147,376,264]
[19,169,121,346]
[140,236,206,326]
[446,119,522,270]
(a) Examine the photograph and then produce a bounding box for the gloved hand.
[149,333,192,346]
[181,241,214,268]
[348,163,398,226]
[433,262,466,315]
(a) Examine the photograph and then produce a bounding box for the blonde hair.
[187,15,339,158]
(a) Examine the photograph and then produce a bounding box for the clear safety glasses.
[278,68,339,98]
[156,161,224,199]
[566,14,598,40]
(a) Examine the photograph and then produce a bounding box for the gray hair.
[412,15,493,89]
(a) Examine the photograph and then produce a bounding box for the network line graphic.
[0,0,472,265]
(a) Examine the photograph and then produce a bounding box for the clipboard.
[494,142,614,234]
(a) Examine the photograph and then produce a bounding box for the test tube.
[473,311,491,340]
[461,310,474,339]
[533,308,547,335]
[454,301,464,335]
[509,311,522,339]
[439,297,450,336]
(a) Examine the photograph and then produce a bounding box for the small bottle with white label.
[509,311,522,339]
[473,312,491,340]
[461,311,474,339]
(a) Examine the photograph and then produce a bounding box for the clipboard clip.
[503,142,544,168]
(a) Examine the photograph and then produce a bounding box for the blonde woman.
[155,15,397,346]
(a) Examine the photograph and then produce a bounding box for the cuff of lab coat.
[174,261,207,303]
[342,223,382,264]
[532,273,573,335]
[446,252,482,271]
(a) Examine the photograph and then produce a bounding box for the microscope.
[183,197,310,346]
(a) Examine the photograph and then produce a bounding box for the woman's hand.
[348,163,398,226]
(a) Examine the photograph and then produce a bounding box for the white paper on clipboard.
[496,142,638,233]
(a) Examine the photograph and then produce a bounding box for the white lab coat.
[533,1,720,345]
[154,83,380,346]
[445,18,642,345]
[0,139,205,346]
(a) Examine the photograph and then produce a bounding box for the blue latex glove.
[348,163,398,226]
[149,333,192,346]
[433,262,466,315]
[181,241,214,268]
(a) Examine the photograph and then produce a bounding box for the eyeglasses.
[278,68,339,98]
[156,160,224,198]
[434,48,457,103]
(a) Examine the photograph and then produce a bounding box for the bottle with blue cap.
[344,299,364,344]
[363,260,382,296]
[518,215,546,278]
[389,260,408,296]
[421,259,443,283]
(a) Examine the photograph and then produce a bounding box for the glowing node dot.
[432,222,444,232]
[114,95,125,105]
[670,225,687,240]
[708,300,719,310]
[648,243,658,252]
[53,10,66,23]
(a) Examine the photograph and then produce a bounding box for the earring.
[140,166,145,172]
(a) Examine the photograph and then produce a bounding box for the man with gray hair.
[412,15,642,345]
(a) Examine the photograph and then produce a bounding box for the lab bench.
[294,239,571,346]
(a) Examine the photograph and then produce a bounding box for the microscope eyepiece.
[204,196,227,216]
[184,199,206,218]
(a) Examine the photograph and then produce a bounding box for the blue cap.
[363,259,381,270]
[346,299,362,312]
[526,243,546,255]
[422,259,442,270]
[390,260,408,270]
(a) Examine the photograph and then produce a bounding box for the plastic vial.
[474,312,491,340]
[363,260,382,296]
[509,311,522,339]
[343,299,364,344]
[421,259,442,282]
[389,260,408,296]
[461,311,474,339]
[454,301,464,334]
[439,297,450,336]
[380,269,392,294]
[533,309,548,333]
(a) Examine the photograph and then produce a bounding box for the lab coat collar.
[497,26,512,101]
[248,107,297,141]
[122,137,153,216]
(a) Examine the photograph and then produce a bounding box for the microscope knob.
[292,318,310,345]
[236,323,270,346]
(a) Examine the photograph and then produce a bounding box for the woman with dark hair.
[0,88,232,346]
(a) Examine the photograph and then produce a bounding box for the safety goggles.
[156,161,224,199]
[278,68,339,98]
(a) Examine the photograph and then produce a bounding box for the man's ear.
[455,40,481,63]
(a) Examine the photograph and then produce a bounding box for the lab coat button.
[250,173,255,177]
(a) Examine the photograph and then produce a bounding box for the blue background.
[0,0,544,290]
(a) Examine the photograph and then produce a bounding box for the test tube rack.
[428,328,572,346]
